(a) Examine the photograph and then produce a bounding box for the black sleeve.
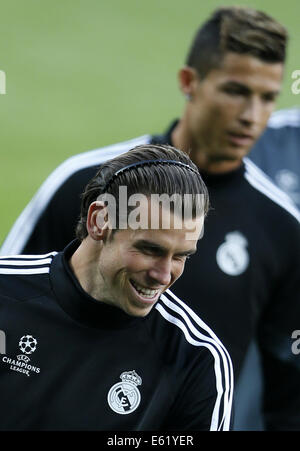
[257,219,300,430]
[163,348,233,431]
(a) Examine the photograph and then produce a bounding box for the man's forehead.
[104,193,205,242]
[130,211,203,242]
[209,52,284,86]
[127,195,203,224]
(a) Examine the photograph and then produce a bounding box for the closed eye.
[134,241,166,257]
[174,249,197,260]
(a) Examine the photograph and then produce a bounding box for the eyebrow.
[134,239,197,257]
[221,80,280,96]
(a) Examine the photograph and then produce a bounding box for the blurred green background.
[0,0,299,245]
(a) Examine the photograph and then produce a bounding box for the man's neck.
[70,240,103,301]
[171,119,242,175]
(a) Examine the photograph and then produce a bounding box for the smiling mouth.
[130,279,161,300]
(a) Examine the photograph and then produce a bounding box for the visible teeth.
[131,280,158,297]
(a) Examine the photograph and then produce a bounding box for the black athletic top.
[1,117,300,430]
[0,241,233,431]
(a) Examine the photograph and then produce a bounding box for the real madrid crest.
[216,231,249,276]
[107,370,142,415]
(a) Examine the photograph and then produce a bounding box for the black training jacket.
[1,117,300,430]
[0,241,233,431]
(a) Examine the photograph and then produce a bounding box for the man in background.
[1,6,300,430]
[249,107,300,207]
[236,105,300,429]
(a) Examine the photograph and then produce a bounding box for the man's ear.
[178,66,200,99]
[86,201,110,241]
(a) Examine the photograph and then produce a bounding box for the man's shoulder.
[40,134,152,191]
[152,289,232,366]
[243,157,300,226]
[0,135,153,256]
[267,107,300,130]
[35,133,152,214]
[249,108,300,163]
[151,290,233,431]
[248,108,300,207]
[250,108,300,156]
[36,135,151,196]
[0,252,56,301]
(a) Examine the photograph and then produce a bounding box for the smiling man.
[71,195,201,318]
[0,144,233,431]
[2,6,300,430]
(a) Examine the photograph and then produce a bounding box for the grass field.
[0,0,299,246]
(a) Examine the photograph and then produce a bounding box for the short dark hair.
[76,144,209,241]
[186,6,288,78]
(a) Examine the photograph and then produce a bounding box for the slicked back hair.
[76,144,209,240]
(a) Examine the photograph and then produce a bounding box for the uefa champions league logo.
[1,333,41,377]
[19,335,38,355]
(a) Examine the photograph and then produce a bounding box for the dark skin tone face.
[172,52,284,174]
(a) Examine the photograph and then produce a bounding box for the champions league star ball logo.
[107,370,142,415]
[19,335,37,355]
[1,334,41,377]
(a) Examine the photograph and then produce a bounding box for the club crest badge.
[107,370,142,415]
[216,231,249,276]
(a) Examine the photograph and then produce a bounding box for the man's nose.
[239,97,262,126]
[148,257,172,287]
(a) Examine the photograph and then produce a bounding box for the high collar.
[151,119,246,187]
[49,240,146,330]
[197,163,245,187]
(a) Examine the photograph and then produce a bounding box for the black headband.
[102,159,199,193]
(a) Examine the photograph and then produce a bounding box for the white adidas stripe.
[0,258,52,266]
[157,293,233,431]
[268,108,300,129]
[0,251,57,260]
[166,289,229,347]
[244,159,300,222]
[162,292,232,381]
[0,267,50,275]
[165,290,234,428]
[161,291,233,431]
[244,158,294,206]
[0,135,151,256]
[244,171,300,222]
[155,304,224,430]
